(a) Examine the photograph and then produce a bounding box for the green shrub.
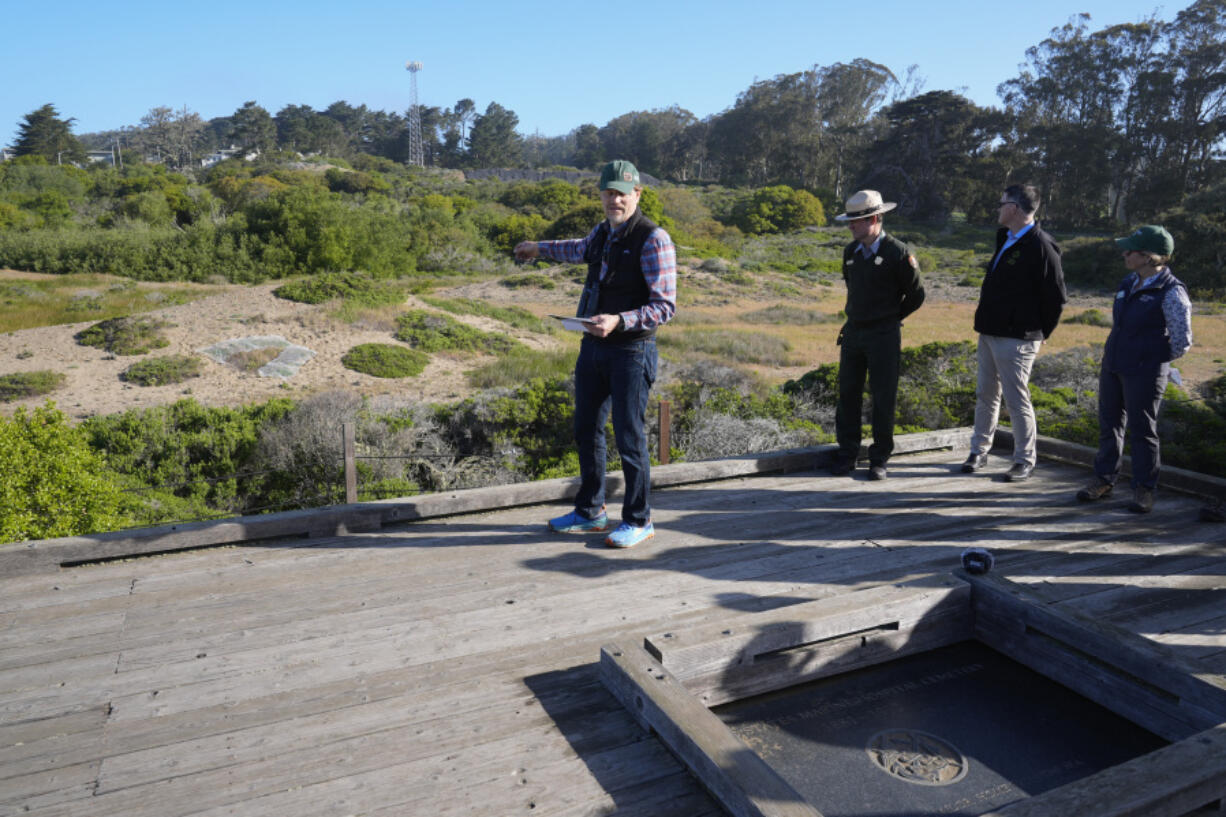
[730,186,826,234]
[121,355,203,386]
[82,397,296,517]
[498,180,585,219]
[75,316,171,355]
[1065,308,1112,327]
[273,271,405,307]
[395,310,522,354]
[488,213,550,253]
[437,376,578,479]
[545,202,604,239]
[342,343,429,378]
[0,370,66,402]
[0,403,129,541]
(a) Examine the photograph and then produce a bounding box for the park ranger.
[830,190,925,481]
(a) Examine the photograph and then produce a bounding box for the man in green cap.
[1076,225,1191,513]
[514,160,676,548]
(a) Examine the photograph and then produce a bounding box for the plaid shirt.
[537,220,677,331]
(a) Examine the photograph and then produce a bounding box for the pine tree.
[14,103,86,164]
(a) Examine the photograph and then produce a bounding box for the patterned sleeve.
[621,228,677,331]
[1164,284,1193,360]
[536,224,601,264]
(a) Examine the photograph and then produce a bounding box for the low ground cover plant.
[419,296,555,334]
[75,316,171,355]
[395,310,522,355]
[121,355,203,386]
[341,343,429,378]
[0,370,65,402]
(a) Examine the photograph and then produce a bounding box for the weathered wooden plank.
[0,760,99,815]
[968,571,1226,740]
[0,708,106,783]
[643,575,971,704]
[600,642,821,817]
[984,723,1226,817]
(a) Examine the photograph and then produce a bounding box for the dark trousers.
[572,337,657,526]
[836,323,901,466]
[1094,364,1169,490]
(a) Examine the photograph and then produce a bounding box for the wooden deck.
[4,442,1226,817]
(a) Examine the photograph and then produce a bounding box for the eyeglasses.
[998,201,1017,209]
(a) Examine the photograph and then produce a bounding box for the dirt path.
[0,279,526,420]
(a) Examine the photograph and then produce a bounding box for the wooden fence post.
[659,400,671,465]
[342,423,358,504]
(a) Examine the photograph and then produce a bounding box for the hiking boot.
[1129,486,1155,514]
[1076,479,1113,501]
[548,507,611,533]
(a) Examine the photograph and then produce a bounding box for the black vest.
[580,209,658,342]
[1103,268,1186,374]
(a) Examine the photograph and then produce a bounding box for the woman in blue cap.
[1076,225,1192,513]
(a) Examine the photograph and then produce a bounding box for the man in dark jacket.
[514,160,675,548]
[830,190,925,480]
[962,184,1067,481]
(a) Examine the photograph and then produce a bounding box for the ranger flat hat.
[834,189,897,221]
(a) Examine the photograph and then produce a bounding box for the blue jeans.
[572,337,657,526]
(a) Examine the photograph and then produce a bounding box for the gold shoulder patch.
[908,254,919,269]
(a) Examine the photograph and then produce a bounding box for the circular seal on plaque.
[865,729,969,786]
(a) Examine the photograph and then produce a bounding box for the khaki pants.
[970,334,1040,467]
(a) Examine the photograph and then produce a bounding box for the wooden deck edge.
[995,428,1226,499]
[982,722,1226,817]
[0,428,972,576]
[599,642,823,817]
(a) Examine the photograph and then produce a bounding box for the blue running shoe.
[547,507,610,533]
[605,521,654,549]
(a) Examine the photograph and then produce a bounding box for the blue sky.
[3,0,1175,144]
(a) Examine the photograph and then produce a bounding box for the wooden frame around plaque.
[600,571,1226,817]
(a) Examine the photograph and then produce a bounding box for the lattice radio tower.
[405,60,425,167]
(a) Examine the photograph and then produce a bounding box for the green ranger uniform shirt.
[842,233,925,326]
